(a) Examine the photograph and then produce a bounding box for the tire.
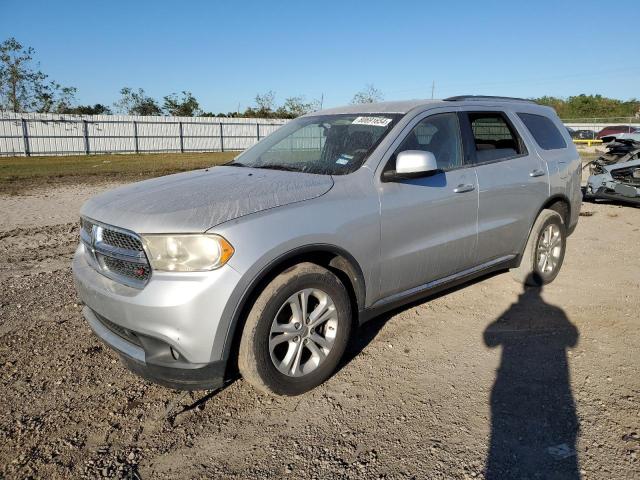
[238,262,352,396]
[511,209,566,287]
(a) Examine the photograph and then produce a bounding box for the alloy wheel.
[268,288,338,377]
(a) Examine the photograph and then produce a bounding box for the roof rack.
[443,95,537,104]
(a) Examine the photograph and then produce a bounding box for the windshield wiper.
[256,164,301,172]
[226,161,246,167]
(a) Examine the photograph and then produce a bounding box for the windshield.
[231,114,401,175]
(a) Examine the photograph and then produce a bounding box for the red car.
[596,125,635,139]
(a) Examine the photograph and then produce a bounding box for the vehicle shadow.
[340,272,581,479]
[483,277,580,479]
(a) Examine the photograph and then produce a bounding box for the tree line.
[1,38,637,119]
[535,95,640,119]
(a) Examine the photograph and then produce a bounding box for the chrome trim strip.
[94,241,147,263]
[79,215,151,289]
[372,255,516,308]
[84,306,146,363]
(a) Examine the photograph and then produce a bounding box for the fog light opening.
[170,347,180,361]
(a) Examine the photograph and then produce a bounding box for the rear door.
[376,110,479,300]
[460,109,549,264]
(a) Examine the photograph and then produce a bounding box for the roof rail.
[443,95,537,104]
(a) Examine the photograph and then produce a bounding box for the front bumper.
[84,306,226,390]
[72,244,243,388]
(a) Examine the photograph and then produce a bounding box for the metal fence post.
[132,121,139,154]
[256,123,260,142]
[82,120,90,154]
[219,123,224,152]
[21,119,30,157]
[178,121,184,153]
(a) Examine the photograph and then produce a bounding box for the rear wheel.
[512,209,566,286]
[238,262,352,396]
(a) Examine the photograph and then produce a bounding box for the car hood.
[81,166,334,233]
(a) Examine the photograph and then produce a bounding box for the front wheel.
[512,209,566,286]
[238,262,352,396]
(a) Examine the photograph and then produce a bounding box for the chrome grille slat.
[80,217,151,288]
[102,256,151,282]
[102,229,144,252]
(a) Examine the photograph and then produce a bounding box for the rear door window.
[467,112,526,163]
[517,113,567,150]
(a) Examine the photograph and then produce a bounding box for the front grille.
[94,311,142,347]
[81,218,95,236]
[80,217,151,288]
[102,229,144,252]
[103,256,151,281]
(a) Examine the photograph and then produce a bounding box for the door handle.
[529,169,545,177]
[453,184,475,193]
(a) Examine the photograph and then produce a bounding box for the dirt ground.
[0,179,638,479]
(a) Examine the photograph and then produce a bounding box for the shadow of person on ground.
[484,276,580,479]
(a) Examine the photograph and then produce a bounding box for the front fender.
[207,174,380,362]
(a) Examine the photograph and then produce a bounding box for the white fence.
[564,122,640,133]
[2,111,639,157]
[0,112,287,157]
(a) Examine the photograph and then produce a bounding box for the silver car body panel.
[73,98,582,382]
[80,167,334,233]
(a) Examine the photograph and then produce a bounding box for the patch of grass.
[0,151,238,193]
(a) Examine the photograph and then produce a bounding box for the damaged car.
[585,139,640,206]
[73,96,582,395]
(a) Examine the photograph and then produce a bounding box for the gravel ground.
[0,181,638,479]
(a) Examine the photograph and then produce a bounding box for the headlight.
[141,234,234,272]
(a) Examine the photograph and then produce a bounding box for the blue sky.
[2,0,638,112]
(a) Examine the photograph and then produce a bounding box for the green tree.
[60,103,112,115]
[535,94,640,120]
[0,37,77,112]
[35,83,77,113]
[351,84,383,104]
[163,91,202,116]
[276,96,319,118]
[113,87,162,116]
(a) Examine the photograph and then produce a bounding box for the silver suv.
[73,96,582,395]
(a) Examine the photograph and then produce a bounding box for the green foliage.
[276,96,319,118]
[351,84,383,104]
[113,87,162,116]
[221,91,319,119]
[535,94,640,120]
[163,91,202,116]
[60,103,112,115]
[0,37,77,113]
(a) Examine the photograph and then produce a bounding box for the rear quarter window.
[517,113,567,150]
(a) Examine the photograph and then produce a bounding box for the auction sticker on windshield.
[352,116,393,127]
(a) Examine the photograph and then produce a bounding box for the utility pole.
[320,93,324,110]
[431,81,435,100]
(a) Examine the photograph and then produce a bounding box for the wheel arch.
[221,244,366,372]
[515,194,571,267]
[541,194,571,227]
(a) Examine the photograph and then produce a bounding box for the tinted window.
[468,112,525,163]
[517,113,567,150]
[393,113,464,171]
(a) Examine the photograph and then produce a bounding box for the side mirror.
[383,150,439,181]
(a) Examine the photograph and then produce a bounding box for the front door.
[377,112,479,300]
